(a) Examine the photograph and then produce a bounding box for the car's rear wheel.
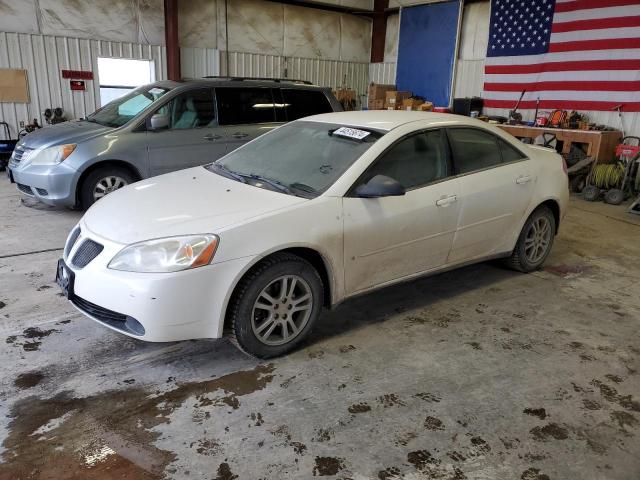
[228,253,323,358]
[506,206,556,273]
[80,166,134,209]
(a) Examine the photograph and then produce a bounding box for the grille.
[64,227,81,259]
[36,187,48,196]
[11,146,33,165]
[72,296,128,323]
[16,183,34,195]
[71,295,145,336]
[71,239,104,268]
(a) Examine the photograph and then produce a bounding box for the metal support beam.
[164,0,180,80]
[371,0,389,63]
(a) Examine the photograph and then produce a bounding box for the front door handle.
[435,195,457,207]
[232,132,249,139]
[203,134,222,141]
[516,175,532,184]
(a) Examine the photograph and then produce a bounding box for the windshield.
[207,121,382,198]
[87,85,171,127]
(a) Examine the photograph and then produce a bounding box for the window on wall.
[97,58,155,106]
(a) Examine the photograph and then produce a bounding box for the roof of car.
[302,110,484,132]
[153,78,328,90]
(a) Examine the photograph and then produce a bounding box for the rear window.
[215,87,276,125]
[281,89,332,120]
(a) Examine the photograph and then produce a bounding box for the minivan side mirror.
[354,175,406,198]
[149,113,169,130]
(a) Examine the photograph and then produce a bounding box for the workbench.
[498,124,622,163]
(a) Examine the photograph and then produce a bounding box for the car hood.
[18,120,112,149]
[82,167,308,244]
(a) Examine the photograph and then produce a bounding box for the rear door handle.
[203,134,221,140]
[516,175,532,184]
[232,132,249,139]
[435,195,457,207]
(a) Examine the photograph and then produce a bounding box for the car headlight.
[108,235,219,273]
[30,144,76,165]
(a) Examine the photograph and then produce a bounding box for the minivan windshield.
[86,85,171,127]
[206,121,382,198]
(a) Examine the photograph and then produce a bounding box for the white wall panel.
[181,47,220,79]
[369,62,396,86]
[0,32,166,138]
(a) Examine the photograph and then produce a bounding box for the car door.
[215,87,282,154]
[147,88,225,176]
[446,127,536,263]
[343,129,461,294]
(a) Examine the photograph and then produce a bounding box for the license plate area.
[56,259,75,299]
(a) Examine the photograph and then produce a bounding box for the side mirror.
[354,175,406,198]
[149,113,169,130]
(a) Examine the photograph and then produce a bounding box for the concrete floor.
[0,174,639,480]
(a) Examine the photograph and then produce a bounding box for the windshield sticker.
[333,127,370,140]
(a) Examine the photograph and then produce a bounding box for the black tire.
[583,185,601,202]
[79,166,134,209]
[228,253,324,358]
[505,206,556,273]
[569,174,587,193]
[603,188,624,205]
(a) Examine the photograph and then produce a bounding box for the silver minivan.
[7,78,342,208]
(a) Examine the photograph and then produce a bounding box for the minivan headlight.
[108,235,219,273]
[30,144,76,165]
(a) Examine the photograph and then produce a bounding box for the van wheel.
[506,206,556,273]
[228,253,323,358]
[80,166,134,209]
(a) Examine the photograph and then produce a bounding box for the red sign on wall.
[62,69,93,80]
[70,80,86,91]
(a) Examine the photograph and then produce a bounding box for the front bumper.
[62,225,255,342]
[9,160,79,206]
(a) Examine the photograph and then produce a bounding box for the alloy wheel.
[251,275,313,346]
[524,216,552,264]
[93,176,128,201]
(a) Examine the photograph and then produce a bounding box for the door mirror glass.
[149,113,169,130]
[355,175,406,198]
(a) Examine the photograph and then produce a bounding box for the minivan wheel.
[228,253,323,358]
[80,166,134,209]
[506,206,556,273]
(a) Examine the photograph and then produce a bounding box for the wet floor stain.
[0,363,274,479]
[348,402,371,413]
[521,467,550,480]
[378,393,405,408]
[378,466,401,479]
[530,423,569,441]
[523,408,547,420]
[543,264,591,277]
[14,371,44,390]
[213,462,238,480]
[6,326,57,352]
[424,415,445,431]
[610,411,638,431]
[312,456,344,476]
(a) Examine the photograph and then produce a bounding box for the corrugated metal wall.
[369,62,396,86]
[222,51,370,104]
[0,32,166,139]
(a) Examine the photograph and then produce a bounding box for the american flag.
[483,0,640,112]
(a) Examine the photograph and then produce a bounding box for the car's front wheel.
[80,166,134,209]
[506,206,556,272]
[228,253,323,358]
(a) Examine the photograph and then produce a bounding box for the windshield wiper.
[242,173,293,195]
[289,182,318,197]
[209,163,247,183]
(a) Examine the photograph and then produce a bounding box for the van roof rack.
[201,76,314,85]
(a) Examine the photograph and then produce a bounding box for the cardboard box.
[384,90,411,110]
[368,83,395,101]
[333,88,356,103]
[367,99,384,110]
[419,102,434,112]
[403,98,424,111]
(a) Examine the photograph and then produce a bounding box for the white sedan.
[56,111,569,358]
